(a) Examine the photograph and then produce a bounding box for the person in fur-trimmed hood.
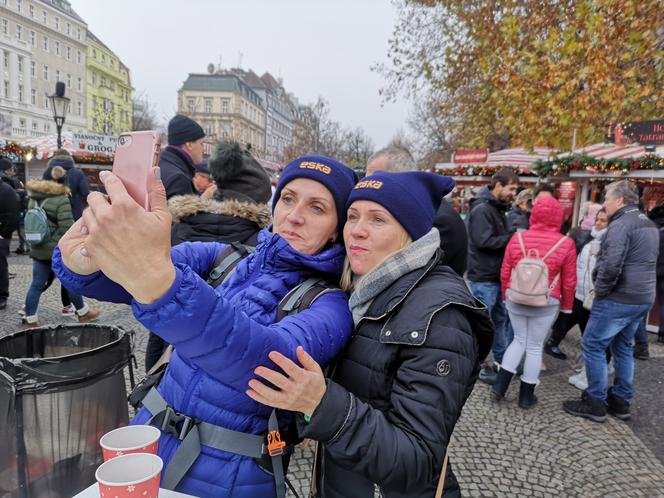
[169,141,272,247]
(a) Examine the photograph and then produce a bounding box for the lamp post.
[49,82,70,150]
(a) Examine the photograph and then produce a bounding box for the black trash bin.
[0,323,135,498]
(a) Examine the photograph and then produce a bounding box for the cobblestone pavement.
[2,251,664,497]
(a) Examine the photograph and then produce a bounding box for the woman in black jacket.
[248,171,494,498]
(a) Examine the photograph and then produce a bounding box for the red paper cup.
[100,425,160,461]
[96,453,163,498]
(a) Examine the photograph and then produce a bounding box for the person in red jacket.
[491,195,577,408]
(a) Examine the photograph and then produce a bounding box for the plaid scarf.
[349,228,440,325]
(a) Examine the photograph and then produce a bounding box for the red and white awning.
[436,147,555,170]
[257,158,281,172]
[21,132,115,160]
[556,143,648,160]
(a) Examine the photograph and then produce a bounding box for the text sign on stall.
[604,120,664,146]
[555,181,577,221]
[73,133,117,155]
[452,149,489,163]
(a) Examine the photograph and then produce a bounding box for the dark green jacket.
[26,179,73,261]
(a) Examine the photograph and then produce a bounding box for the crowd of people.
[0,113,661,496]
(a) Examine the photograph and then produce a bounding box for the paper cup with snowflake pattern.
[100,425,160,461]
[95,453,163,498]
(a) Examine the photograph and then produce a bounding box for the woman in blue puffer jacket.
[52,155,357,497]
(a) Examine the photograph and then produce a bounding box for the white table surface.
[73,483,197,497]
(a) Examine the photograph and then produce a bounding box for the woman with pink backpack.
[491,195,577,408]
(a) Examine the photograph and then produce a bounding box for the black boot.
[544,338,567,360]
[518,381,538,409]
[490,368,514,402]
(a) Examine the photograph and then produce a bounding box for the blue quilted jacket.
[52,229,353,497]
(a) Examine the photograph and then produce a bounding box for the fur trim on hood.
[169,194,271,228]
[26,179,69,196]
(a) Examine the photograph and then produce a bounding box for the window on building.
[92,49,96,59]
[222,124,230,138]
[77,50,81,64]
[92,71,96,85]
[43,11,47,24]
[55,69,60,82]
[77,28,81,40]
[19,117,25,128]
[101,53,105,64]
[104,99,113,112]
[4,80,8,98]
[55,41,60,56]
[92,95,97,108]
[29,30,34,46]
[16,24,22,40]
[77,76,81,91]
[54,17,59,30]
[65,46,70,61]
[67,73,71,88]
[30,88,35,104]
[77,101,82,116]
[204,124,213,136]
[16,0,21,13]
[32,121,37,131]
[66,23,70,36]
[204,98,212,113]
[222,99,229,113]
[101,76,106,87]
[43,65,48,81]
[43,35,48,51]
[1,18,7,35]
[17,56,22,73]
[29,4,33,17]
[188,98,195,112]
[18,84,23,102]
[30,60,35,77]
[3,51,7,69]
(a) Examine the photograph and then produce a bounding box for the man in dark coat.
[564,180,658,423]
[0,158,28,254]
[647,202,664,344]
[466,171,518,383]
[161,114,206,199]
[42,150,90,220]
[0,174,20,309]
[366,145,468,275]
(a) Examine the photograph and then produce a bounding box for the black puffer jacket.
[506,205,530,231]
[160,146,196,198]
[466,187,512,281]
[0,180,20,238]
[593,205,659,304]
[433,199,467,276]
[299,253,494,498]
[169,193,271,247]
[648,205,664,277]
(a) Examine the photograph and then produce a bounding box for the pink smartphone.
[112,131,161,209]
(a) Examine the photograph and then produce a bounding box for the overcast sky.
[68,0,410,149]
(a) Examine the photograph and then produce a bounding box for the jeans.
[583,298,651,403]
[658,277,664,336]
[634,315,649,351]
[469,281,508,364]
[25,259,84,318]
[0,237,9,300]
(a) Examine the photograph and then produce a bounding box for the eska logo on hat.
[299,161,331,174]
[355,180,383,190]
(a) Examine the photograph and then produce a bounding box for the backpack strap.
[276,277,337,322]
[542,235,569,261]
[517,231,527,257]
[206,242,254,288]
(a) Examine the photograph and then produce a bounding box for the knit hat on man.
[47,152,75,171]
[167,114,205,145]
[209,141,272,204]
[272,155,358,241]
[347,171,456,240]
[0,156,12,171]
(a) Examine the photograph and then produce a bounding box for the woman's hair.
[340,231,412,292]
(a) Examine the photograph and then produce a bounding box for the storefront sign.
[73,132,116,154]
[555,181,577,220]
[452,149,489,163]
[604,120,664,146]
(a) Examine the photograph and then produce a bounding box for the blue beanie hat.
[0,156,12,171]
[168,114,205,145]
[346,172,456,240]
[272,155,358,240]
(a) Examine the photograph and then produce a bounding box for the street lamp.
[49,81,70,149]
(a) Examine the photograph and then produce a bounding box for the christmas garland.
[0,142,37,162]
[71,152,113,165]
[532,154,664,177]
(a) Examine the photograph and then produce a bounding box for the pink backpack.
[507,232,568,307]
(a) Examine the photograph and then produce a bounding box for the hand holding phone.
[112,131,161,209]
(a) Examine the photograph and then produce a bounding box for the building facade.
[0,0,87,139]
[86,30,131,136]
[178,71,266,157]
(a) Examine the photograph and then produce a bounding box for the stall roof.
[436,147,555,170]
[556,143,650,160]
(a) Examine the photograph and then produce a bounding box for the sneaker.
[21,318,39,330]
[544,341,567,360]
[634,348,649,360]
[478,365,498,385]
[568,369,588,391]
[17,304,25,317]
[77,309,101,323]
[607,391,631,421]
[62,304,76,317]
[562,396,607,423]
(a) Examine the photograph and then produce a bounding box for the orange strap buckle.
[267,430,286,457]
